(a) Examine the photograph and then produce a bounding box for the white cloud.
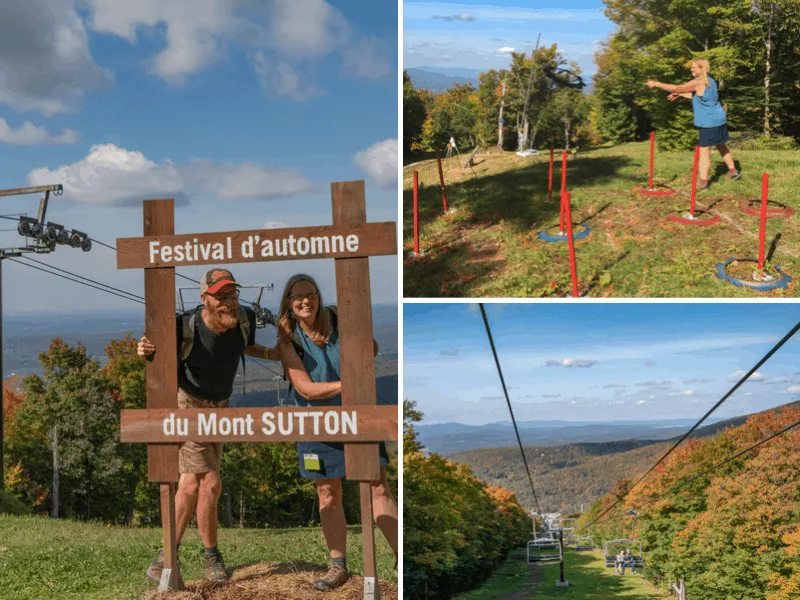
[433,13,475,22]
[182,160,316,201]
[340,38,392,80]
[353,139,397,189]
[251,53,322,101]
[498,46,515,54]
[729,369,765,382]
[27,143,314,206]
[786,385,800,393]
[88,0,390,93]
[544,358,598,368]
[0,0,112,115]
[0,118,79,145]
[637,400,646,405]
[89,0,236,84]
[262,221,291,229]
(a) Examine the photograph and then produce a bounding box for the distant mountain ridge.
[441,401,800,514]
[417,418,720,454]
[406,67,480,93]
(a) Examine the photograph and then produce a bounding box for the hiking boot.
[315,564,349,591]
[204,551,227,581]
[728,170,741,180]
[697,180,710,191]
[146,549,165,584]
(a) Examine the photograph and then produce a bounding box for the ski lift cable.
[587,319,800,528]
[7,257,145,305]
[20,255,145,302]
[658,415,800,499]
[479,303,544,516]
[88,235,264,309]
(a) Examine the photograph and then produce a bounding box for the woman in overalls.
[277,273,398,591]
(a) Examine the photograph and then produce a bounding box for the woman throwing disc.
[646,58,740,190]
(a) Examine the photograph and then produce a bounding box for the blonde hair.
[278,274,331,347]
[691,58,710,87]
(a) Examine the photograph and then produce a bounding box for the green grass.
[455,549,669,600]
[403,141,800,297]
[0,514,396,600]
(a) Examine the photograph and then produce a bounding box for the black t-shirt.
[177,307,256,402]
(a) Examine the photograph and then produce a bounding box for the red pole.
[413,171,420,255]
[649,131,655,190]
[564,192,579,298]
[436,148,448,213]
[548,146,554,201]
[690,146,699,216]
[758,173,769,270]
[560,151,568,232]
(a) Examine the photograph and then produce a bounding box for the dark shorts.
[698,124,729,147]
[297,440,390,480]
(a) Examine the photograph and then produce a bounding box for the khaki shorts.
[177,388,229,474]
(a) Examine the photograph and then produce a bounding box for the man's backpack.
[179,305,251,392]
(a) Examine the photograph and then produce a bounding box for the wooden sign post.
[117,181,397,598]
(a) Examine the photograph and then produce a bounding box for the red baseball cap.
[200,268,240,295]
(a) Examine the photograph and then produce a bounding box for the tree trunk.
[564,119,571,151]
[763,5,773,136]
[50,425,59,519]
[224,487,233,528]
[124,461,140,526]
[497,76,507,149]
[239,490,245,528]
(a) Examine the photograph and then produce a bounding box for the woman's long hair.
[692,58,710,87]
[277,274,332,347]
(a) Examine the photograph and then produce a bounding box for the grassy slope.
[456,549,670,600]
[403,141,800,297]
[0,515,396,600]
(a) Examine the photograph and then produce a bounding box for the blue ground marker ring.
[538,223,592,243]
[715,257,792,291]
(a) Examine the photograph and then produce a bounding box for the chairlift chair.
[527,535,562,565]
[603,539,644,569]
[574,536,595,551]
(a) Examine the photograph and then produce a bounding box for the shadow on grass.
[446,155,634,235]
[538,551,659,600]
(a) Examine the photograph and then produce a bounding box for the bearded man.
[137,268,277,583]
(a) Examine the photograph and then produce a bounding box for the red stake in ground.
[413,171,420,255]
[690,146,699,216]
[758,173,769,270]
[564,192,579,297]
[560,151,568,233]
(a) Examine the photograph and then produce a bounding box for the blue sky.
[0,0,398,315]
[404,0,615,79]
[404,303,800,424]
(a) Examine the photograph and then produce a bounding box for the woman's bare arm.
[646,78,702,94]
[280,341,342,400]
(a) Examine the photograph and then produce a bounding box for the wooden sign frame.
[117,181,397,598]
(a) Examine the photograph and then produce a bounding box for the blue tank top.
[288,324,341,408]
[692,77,727,128]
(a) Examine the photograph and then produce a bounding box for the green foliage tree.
[404,71,427,154]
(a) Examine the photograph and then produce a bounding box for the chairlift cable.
[479,303,544,516]
[87,236,263,309]
[20,255,145,302]
[586,319,800,528]
[658,415,800,498]
[7,258,145,305]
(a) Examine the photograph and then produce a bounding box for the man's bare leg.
[371,468,398,558]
